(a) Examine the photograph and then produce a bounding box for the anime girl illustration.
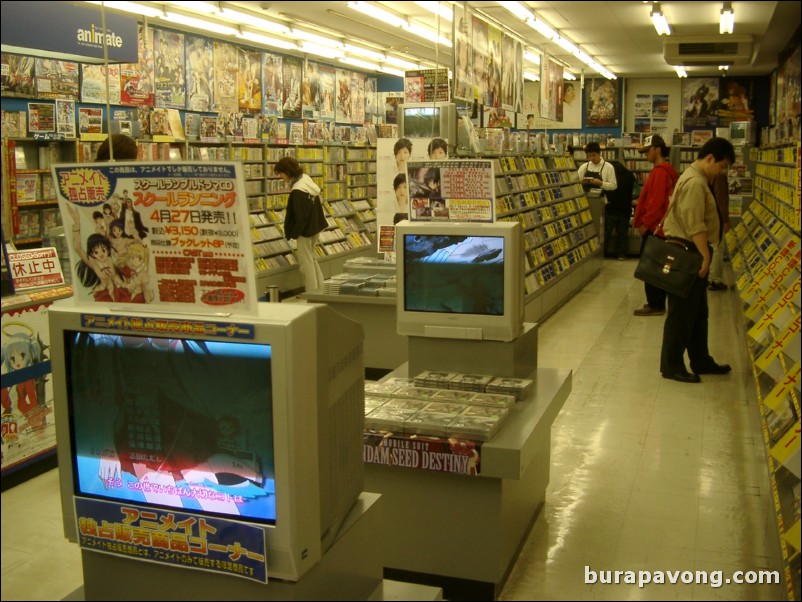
[121,241,153,303]
[1,324,48,433]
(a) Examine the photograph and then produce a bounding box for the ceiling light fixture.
[650,3,671,36]
[523,70,540,82]
[382,55,421,70]
[718,64,730,70]
[162,1,218,14]
[497,1,533,22]
[379,66,405,78]
[219,7,289,35]
[675,66,688,78]
[414,1,453,22]
[563,71,577,81]
[300,42,345,60]
[524,51,541,65]
[85,1,164,18]
[339,56,380,71]
[347,1,451,47]
[239,31,297,50]
[720,2,734,34]
[163,12,240,37]
[291,29,344,49]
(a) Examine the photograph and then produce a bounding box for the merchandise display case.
[726,142,800,602]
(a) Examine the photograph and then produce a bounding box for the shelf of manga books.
[726,142,800,602]
[490,153,600,298]
[345,146,378,237]
[1,138,76,246]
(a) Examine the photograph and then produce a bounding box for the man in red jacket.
[632,135,679,316]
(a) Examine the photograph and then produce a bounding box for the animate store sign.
[1,1,137,63]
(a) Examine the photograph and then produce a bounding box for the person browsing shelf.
[577,142,617,197]
[632,135,679,316]
[274,156,327,293]
[659,137,735,384]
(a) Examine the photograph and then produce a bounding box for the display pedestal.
[366,364,571,599]
[407,323,537,378]
[78,493,384,601]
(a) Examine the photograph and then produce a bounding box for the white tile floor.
[1,259,784,601]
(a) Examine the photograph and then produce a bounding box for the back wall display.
[586,78,619,127]
[682,77,719,131]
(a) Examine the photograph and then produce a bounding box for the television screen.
[65,331,276,524]
[403,106,441,138]
[403,234,505,315]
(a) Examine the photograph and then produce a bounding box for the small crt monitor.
[395,220,524,342]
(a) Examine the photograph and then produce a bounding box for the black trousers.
[660,261,716,374]
[640,232,667,310]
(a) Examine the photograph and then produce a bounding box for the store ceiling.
[238,1,800,78]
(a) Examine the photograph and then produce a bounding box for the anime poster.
[453,4,473,103]
[351,71,366,125]
[541,57,563,122]
[487,25,502,108]
[56,99,76,139]
[28,103,55,133]
[383,93,403,125]
[586,78,619,127]
[335,69,353,123]
[715,78,755,126]
[1,53,35,98]
[154,29,186,109]
[302,60,322,120]
[238,49,261,113]
[365,76,378,123]
[120,24,155,107]
[513,39,524,114]
[776,43,800,141]
[501,33,515,110]
[150,108,183,138]
[769,70,777,126]
[319,65,335,121]
[81,64,121,105]
[53,162,257,312]
[185,36,213,112]
[561,81,581,129]
[682,77,719,130]
[261,51,283,117]
[34,59,79,100]
[78,107,103,135]
[472,16,489,106]
[1,304,57,474]
[281,55,302,119]
[213,41,238,113]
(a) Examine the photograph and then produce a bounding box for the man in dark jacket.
[604,160,636,260]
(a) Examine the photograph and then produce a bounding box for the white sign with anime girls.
[52,161,257,316]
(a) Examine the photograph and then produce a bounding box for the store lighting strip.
[414,1,453,22]
[496,1,616,79]
[720,2,735,34]
[675,66,688,78]
[347,1,452,48]
[650,3,671,36]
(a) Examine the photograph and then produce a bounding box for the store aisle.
[0,260,784,601]
[499,259,783,601]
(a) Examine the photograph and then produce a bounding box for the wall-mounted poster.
[34,59,79,100]
[120,24,155,107]
[319,66,335,121]
[351,72,365,125]
[56,99,76,139]
[282,56,302,119]
[454,3,472,102]
[472,16,489,107]
[682,77,719,131]
[154,29,185,109]
[302,60,321,120]
[238,49,261,113]
[81,64,121,105]
[28,103,55,133]
[213,41,238,113]
[1,53,35,98]
[769,70,777,126]
[261,51,283,117]
[336,69,353,123]
[365,77,378,123]
[185,36,213,112]
[715,77,755,125]
[541,56,563,122]
[776,43,800,142]
[586,78,619,127]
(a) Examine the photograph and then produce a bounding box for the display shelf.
[492,153,600,296]
[671,145,697,175]
[1,138,76,246]
[727,142,801,602]
[620,145,651,185]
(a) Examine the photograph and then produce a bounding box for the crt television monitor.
[49,299,365,583]
[399,102,457,148]
[395,220,524,342]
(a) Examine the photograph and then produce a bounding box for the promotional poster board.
[406,160,495,222]
[52,161,257,315]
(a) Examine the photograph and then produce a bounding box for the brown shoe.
[633,305,665,316]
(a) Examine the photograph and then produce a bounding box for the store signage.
[7,247,65,291]
[74,497,268,583]
[1,1,137,64]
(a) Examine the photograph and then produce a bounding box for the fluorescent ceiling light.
[563,71,577,81]
[343,44,386,62]
[164,12,240,36]
[528,18,557,40]
[239,31,297,50]
[291,29,344,49]
[162,1,218,14]
[497,1,532,22]
[555,37,578,54]
[219,8,289,35]
[301,42,345,59]
[403,23,452,47]
[720,3,734,34]
[650,4,671,36]
[718,64,729,70]
[85,1,164,18]
[339,57,379,71]
[523,71,540,82]
[675,66,688,78]
[383,55,420,70]
[524,51,541,65]
[414,1,453,22]
[347,2,406,29]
